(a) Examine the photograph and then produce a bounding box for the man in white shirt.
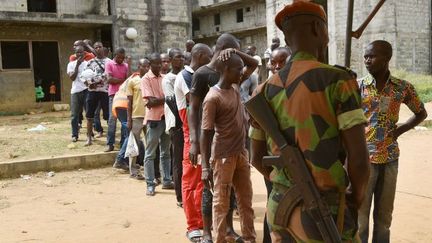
[162,48,185,206]
[67,46,88,142]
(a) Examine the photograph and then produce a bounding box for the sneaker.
[113,161,129,171]
[154,178,161,186]
[104,145,114,152]
[95,131,103,138]
[162,181,175,190]
[130,174,145,180]
[84,137,92,146]
[146,186,155,196]
[176,201,183,208]
[72,137,78,142]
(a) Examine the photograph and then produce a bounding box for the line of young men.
[249,1,428,243]
[67,40,133,151]
[169,34,262,243]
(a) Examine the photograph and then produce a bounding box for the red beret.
[275,0,327,30]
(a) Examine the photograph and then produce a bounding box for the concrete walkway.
[0,152,116,179]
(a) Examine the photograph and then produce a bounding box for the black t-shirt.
[190,65,220,100]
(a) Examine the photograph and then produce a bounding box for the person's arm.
[341,124,370,209]
[394,84,427,139]
[127,95,133,131]
[250,138,272,179]
[68,57,84,81]
[394,109,427,139]
[218,48,259,82]
[200,96,216,187]
[84,44,96,56]
[200,129,214,188]
[189,93,202,165]
[107,73,125,84]
[146,97,165,108]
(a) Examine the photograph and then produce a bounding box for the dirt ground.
[1,128,432,242]
[0,111,115,163]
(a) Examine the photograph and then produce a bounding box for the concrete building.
[192,0,267,57]
[1,0,431,113]
[0,0,191,113]
[266,0,432,76]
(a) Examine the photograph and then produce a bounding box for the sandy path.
[1,130,431,243]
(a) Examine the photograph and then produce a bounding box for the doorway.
[32,41,61,102]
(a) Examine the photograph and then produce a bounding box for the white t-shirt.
[162,72,178,132]
[67,60,88,94]
[174,65,194,111]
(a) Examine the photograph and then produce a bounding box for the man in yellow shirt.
[113,58,150,179]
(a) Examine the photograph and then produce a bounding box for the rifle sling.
[274,185,302,228]
[274,184,346,234]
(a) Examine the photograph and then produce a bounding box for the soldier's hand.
[189,142,200,166]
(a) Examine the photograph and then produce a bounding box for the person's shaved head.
[221,53,244,84]
[73,40,84,49]
[169,48,182,58]
[149,53,161,62]
[368,40,392,60]
[139,58,150,65]
[271,47,290,59]
[270,47,291,73]
[191,43,213,67]
[191,43,212,58]
[186,39,195,52]
[222,53,243,69]
[138,58,150,76]
[215,33,240,52]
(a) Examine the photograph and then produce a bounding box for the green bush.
[391,69,432,103]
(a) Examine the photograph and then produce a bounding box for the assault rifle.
[245,93,342,243]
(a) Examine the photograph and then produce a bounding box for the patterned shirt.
[359,74,424,164]
[83,57,109,92]
[250,52,367,192]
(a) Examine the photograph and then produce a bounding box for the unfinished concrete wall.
[0,0,27,12]
[329,0,431,76]
[266,0,432,75]
[193,1,266,37]
[112,0,190,69]
[58,0,109,15]
[0,0,109,15]
[0,24,95,112]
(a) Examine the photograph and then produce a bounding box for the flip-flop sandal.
[186,230,202,243]
[225,235,244,243]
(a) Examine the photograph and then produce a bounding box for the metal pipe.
[345,0,354,67]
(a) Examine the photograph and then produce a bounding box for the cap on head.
[275,0,327,31]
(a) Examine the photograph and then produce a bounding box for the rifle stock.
[245,93,342,243]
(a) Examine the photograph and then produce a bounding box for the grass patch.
[391,69,432,103]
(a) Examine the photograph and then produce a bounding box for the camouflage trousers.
[267,184,361,243]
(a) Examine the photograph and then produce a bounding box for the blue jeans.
[117,118,145,175]
[107,95,127,146]
[144,120,171,186]
[93,103,103,133]
[70,89,88,138]
[359,160,399,243]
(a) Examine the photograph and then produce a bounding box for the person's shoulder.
[67,60,77,66]
[194,65,213,76]
[203,87,219,101]
[307,62,356,82]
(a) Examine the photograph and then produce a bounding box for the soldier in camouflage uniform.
[249,1,370,242]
